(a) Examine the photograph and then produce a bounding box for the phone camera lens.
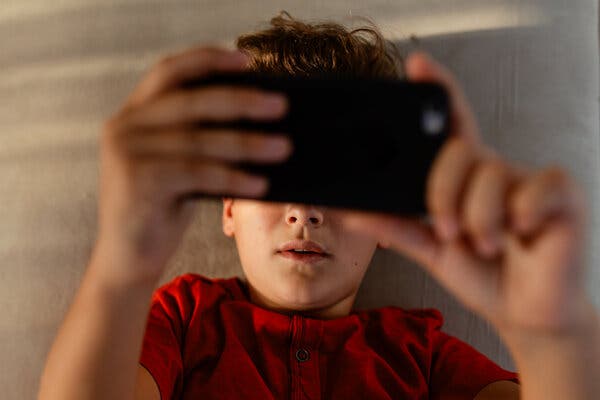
[421,106,445,136]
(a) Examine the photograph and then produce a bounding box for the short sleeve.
[425,309,520,400]
[139,275,196,400]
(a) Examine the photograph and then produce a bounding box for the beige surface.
[1,1,599,399]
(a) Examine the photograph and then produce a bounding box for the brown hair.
[235,10,405,80]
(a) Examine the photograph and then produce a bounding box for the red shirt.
[139,273,520,400]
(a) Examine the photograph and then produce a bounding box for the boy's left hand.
[344,51,594,338]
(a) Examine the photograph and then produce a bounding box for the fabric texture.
[139,273,519,400]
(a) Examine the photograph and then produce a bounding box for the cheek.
[339,229,378,254]
[234,216,279,263]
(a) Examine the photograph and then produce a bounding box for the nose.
[285,203,324,228]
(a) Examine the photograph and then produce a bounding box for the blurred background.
[0,1,598,398]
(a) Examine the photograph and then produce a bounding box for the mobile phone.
[178,71,450,218]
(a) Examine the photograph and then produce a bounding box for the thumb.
[344,210,441,270]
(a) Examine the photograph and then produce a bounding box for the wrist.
[87,238,164,292]
[497,297,599,353]
[497,303,600,400]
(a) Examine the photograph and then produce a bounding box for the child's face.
[222,197,385,319]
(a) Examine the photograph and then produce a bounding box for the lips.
[277,250,329,263]
[277,239,329,255]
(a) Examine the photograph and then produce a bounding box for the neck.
[243,279,357,320]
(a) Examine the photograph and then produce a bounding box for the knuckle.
[100,120,124,151]
[156,55,175,73]
[103,123,133,155]
[103,108,133,136]
[153,57,176,83]
[102,114,122,136]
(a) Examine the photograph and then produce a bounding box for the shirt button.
[295,348,310,362]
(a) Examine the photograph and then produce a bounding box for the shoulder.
[359,306,445,352]
[366,306,445,332]
[154,272,244,295]
[150,273,247,312]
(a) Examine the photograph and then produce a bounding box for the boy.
[38,12,599,400]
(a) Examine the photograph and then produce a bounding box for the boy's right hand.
[93,46,292,284]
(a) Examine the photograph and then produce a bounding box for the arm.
[471,300,600,400]
[135,365,160,400]
[499,301,600,400]
[474,380,520,400]
[37,45,289,400]
[37,246,160,400]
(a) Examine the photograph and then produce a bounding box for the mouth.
[277,249,330,263]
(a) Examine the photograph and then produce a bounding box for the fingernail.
[266,136,291,155]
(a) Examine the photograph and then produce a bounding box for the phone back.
[181,71,450,217]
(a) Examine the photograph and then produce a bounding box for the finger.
[123,128,293,163]
[426,135,483,241]
[133,156,271,202]
[123,46,251,110]
[405,51,482,146]
[343,210,441,271]
[119,86,288,129]
[462,157,512,258]
[508,165,587,238]
[343,208,500,318]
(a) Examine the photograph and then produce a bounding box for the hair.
[235,10,405,80]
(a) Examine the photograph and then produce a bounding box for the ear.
[222,197,235,238]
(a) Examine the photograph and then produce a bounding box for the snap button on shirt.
[295,348,310,362]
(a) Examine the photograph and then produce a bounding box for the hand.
[344,51,593,338]
[95,46,292,283]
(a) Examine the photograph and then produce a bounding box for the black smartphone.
[178,71,450,218]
